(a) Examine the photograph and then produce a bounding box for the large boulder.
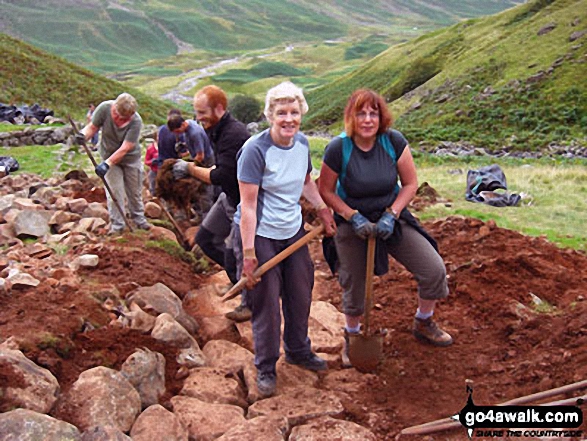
[130,404,188,441]
[0,409,81,441]
[0,348,60,413]
[53,366,141,432]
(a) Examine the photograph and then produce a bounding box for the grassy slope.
[306,138,587,250]
[0,0,521,74]
[305,0,587,150]
[0,34,170,125]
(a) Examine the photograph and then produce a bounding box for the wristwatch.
[391,207,400,219]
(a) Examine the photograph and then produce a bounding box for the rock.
[0,408,82,440]
[67,198,89,214]
[570,29,587,41]
[144,202,162,219]
[537,23,556,36]
[148,225,179,242]
[198,316,241,344]
[81,426,132,441]
[127,283,198,334]
[130,404,188,441]
[170,395,246,441]
[7,270,41,288]
[202,340,256,401]
[177,346,206,368]
[289,416,377,440]
[13,209,51,238]
[0,194,16,214]
[216,416,289,441]
[12,197,43,211]
[70,254,100,270]
[151,313,200,350]
[31,186,60,205]
[53,366,141,432]
[49,210,81,227]
[82,202,109,221]
[121,348,166,409]
[247,388,344,426]
[180,367,247,408]
[308,301,345,354]
[126,302,157,332]
[0,348,60,413]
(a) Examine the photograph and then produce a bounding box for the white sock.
[415,309,433,320]
[345,325,360,334]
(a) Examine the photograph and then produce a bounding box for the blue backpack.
[336,131,400,200]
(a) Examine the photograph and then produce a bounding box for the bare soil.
[1,215,586,440]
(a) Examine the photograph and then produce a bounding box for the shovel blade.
[348,333,382,373]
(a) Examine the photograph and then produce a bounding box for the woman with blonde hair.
[233,81,336,398]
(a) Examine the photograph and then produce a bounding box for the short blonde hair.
[115,93,137,118]
[264,81,308,120]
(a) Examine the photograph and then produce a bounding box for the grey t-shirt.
[92,100,143,164]
[234,129,312,240]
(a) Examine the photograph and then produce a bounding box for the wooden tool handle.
[363,235,376,334]
[221,224,325,302]
[68,116,134,232]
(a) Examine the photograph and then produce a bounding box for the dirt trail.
[1,216,586,439]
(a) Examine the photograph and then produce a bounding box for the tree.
[229,95,261,124]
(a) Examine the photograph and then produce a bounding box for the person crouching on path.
[318,88,453,368]
[232,81,336,398]
[75,92,151,234]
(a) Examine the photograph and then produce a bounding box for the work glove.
[349,211,375,240]
[95,161,110,178]
[172,159,190,180]
[74,132,86,145]
[376,212,396,240]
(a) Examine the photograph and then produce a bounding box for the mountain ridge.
[0,0,522,73]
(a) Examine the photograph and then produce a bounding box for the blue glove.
[172,159,190,180]
[95,161,109,178]
[376,212,396,240]
[349,212,375,239]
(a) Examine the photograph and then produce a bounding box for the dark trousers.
[195,192,238,284]
[234,224,314,374]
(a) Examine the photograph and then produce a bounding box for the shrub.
[229,94,262,124]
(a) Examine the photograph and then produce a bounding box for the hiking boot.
[257,371,277,398]
[285,352,328,371]
[107,227,124,236]
[413,317,453,347]
[225,304,252,322]
[136,222,152,231]
[341,329,357,369]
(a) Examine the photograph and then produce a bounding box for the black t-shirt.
[323,129,407,216]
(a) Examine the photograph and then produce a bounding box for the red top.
[144,143,158,172]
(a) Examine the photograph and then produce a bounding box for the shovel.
[348,234,382,373]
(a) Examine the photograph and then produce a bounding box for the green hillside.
[305,0,587,150]
[0,34,170,125]
[0,0,521,74]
